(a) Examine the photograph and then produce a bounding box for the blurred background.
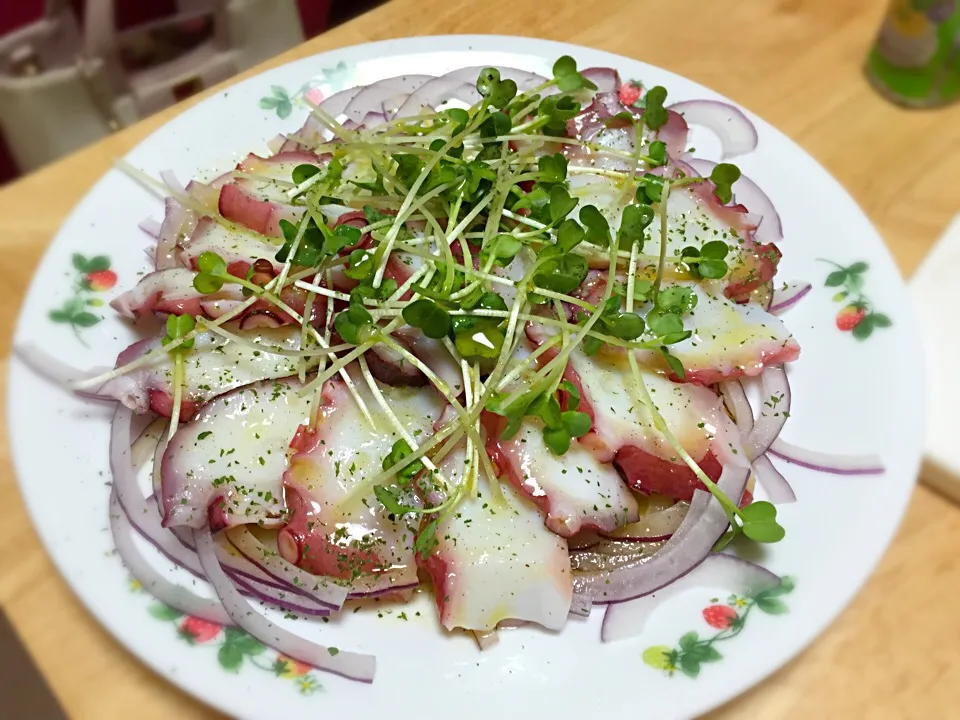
[0,0,385,187]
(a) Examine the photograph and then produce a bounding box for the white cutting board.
[911,214,960,501]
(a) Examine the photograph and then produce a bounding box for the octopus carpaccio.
[90,60,810,680]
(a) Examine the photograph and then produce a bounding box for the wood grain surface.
[1,0,958,717]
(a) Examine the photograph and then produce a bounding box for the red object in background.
[0,0,332,186]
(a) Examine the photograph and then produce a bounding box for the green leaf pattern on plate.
[643,576,796,679]
[132,577,322,695]
[49,253,116,344]
[820,259,892,340]
[259,61,352,118]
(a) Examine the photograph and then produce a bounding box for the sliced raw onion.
[603,503,689,541]
[342,111,388,131]
[265,134,287,155]
[769,438,885,475]
[343,75,434,122]
[112,406,208,577]
[109,490,230,625]
[394,78,480,119]
[159,169,187,197]
[155,197,187,269]
[745,365,791,458]
[394,66,548,119]
[14,343,112,399]
[228,573,331,617]
[669,100,758,159]
[581,67,621,93]
[138,217,162,238]
[769,281,812,314]
[753,453,797,504]
[600,553,781,642]
[720,379,754,437]
[131,417,166,470]
[572,465,750,603]
[194,529,376,683]
[319,86,364,118]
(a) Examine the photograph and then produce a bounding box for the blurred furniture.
[2,1,959,719]
[0,0,320,178]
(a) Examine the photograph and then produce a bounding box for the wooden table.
[1,0,958,717]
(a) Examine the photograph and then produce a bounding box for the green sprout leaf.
[343,249,374,280]
[403,299,451,339]
[647,140,667,166]
[534,253,588,293]
[580,204,611,247]
[292,163,321,185]
[374,485,418,516]
[537,153,568,184]
[480,234,523,267]
[710,163,741,204]
[618,203,654,250]
[642,86,668,130]
[415,518,440,556]
[381,439,424,484]
[548,185,578,224]
[552,55,597,92]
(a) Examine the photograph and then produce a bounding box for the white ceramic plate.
[7,36,923,719]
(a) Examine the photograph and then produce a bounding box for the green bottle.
[866,0,960,107]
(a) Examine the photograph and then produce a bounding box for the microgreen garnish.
[381,439,424,484]
[490,383,592,456]
[642,85,668,130]
[161,312,196,439]
[402,299,451,339]
[681,240,731,279]
[124,54,789,555]
[716,500,786,550]
[709,163,741,204]
[476,68,518,109]
[551,55,598,93]
[334,295,375,344]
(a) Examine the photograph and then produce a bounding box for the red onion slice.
[603,503,689,542]
[110,490,230,625]
[769,281,812,314]
[156,197,197,270]
[159,169,187,197]
[228,573,331,617]
[394,78,481,119]
[194,529,376,683]
[600,553,781,642]
[669,100,758,159]
[139,217,162,238]
[343,75,434,122]
[394,66,548,119]
[769,439,885,475]
[720,379,754,437]
[753,453,797,504]
[318,85,364,118]
[14,343,112,400]
[745,365,791,458]
[684,157,782,245]
[581,67,621,93]
[572,464,750,604]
